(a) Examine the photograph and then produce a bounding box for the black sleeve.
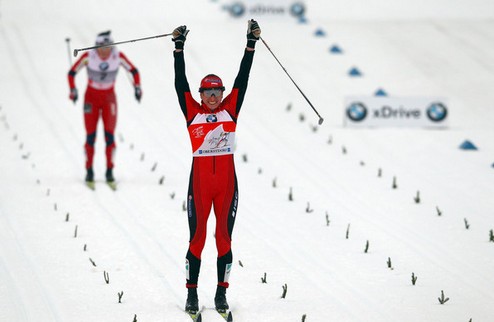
[174,50,191,117]
[232,49,255,115]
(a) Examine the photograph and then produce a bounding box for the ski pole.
[65,37,72,65]
[73,32,173,57]
[259,36,324,125]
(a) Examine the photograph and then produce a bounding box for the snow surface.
[1,0,494,321]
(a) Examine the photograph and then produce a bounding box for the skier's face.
[200,88,224,111]
[96,46,112,59]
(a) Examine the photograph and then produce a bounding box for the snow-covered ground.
[1,0,494,321]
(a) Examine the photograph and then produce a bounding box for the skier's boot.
[185,288,199,314]
[214,286,229,313]
[105,168,115,183]
[85,167,94,183]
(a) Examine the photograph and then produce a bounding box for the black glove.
[69,88,78,103]
[247,19,261,48]
[172,25,189,50]
[134,85,142,102]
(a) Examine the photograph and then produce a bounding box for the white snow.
[1,0,494,321]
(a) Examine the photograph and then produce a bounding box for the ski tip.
[227,311,233,322]
[86,181,95,190]
[107,181,117,191]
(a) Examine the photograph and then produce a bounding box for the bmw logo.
[346,102,368,122]
[229,2,245,17]
[206,114,218,123]
[290,2,306,17]
[99,62,109,71]
[427,102,448,122]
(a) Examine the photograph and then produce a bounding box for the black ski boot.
[105,168,115,183]
[85,168,94,182]
[214,286,229,313]
[185,288,199,314]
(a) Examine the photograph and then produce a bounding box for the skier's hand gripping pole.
[259,36,324,125]
[73,32,173,57]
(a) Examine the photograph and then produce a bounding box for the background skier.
[67,30,142,188]
[172,20,261,316]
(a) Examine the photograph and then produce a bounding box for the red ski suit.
[174,49,254,288]
[68,48,140,170]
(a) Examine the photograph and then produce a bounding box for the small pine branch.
[342,146,347,154]
[346,224,350,239]
[182,201,186,212]
[288,187,293,201]
[170,192,175,200]
[325,212,330,226]
[242,154,248,163]
[489,229,494,242]
[281,284,288,299]
[464,218,470,230]
[54,203,58,211]
[411,272,418,285]
[133,314,137,322]
[299,113,305,122]
[305,202,313,213]
[311,124,318,132]
[387,257,393,269]
[261,272,267,283]
[364,240,370,253]
[436,206,442,216]
[327,135,332,145]
[414,191,420,204]
[438,290,450,304]
[104,271,110,284]
[151,162,157,172]
[74,225,78,238]
[359,161,365,166]
[272,177,277,188]
[286,103,292,111]
[302,314,307,322]
[140,153,145,161]
[392,176,397,189]
[377,168,382,177]
[46,188,50,196]
[238,260,243,267]
[118,291,124,303]
[258,167,263,174]
[83,244,87,251]
[65,213,70,222]
[159,176,165,185]
[89,258,97,267]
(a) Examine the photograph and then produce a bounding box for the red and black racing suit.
[174,48,254,289]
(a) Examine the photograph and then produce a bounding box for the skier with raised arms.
[172,19,261,319]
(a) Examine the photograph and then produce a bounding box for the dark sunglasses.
[201,88,224,97]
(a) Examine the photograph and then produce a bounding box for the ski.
[86,181,95,190]
[216,310,233,322]
[186,311,202,322]
[106,181,117,191]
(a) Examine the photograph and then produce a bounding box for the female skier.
[68,30,142,188]
[172,20,261,315]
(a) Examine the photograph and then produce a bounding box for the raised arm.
[230,19,261,115]
[172,26,191,117]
